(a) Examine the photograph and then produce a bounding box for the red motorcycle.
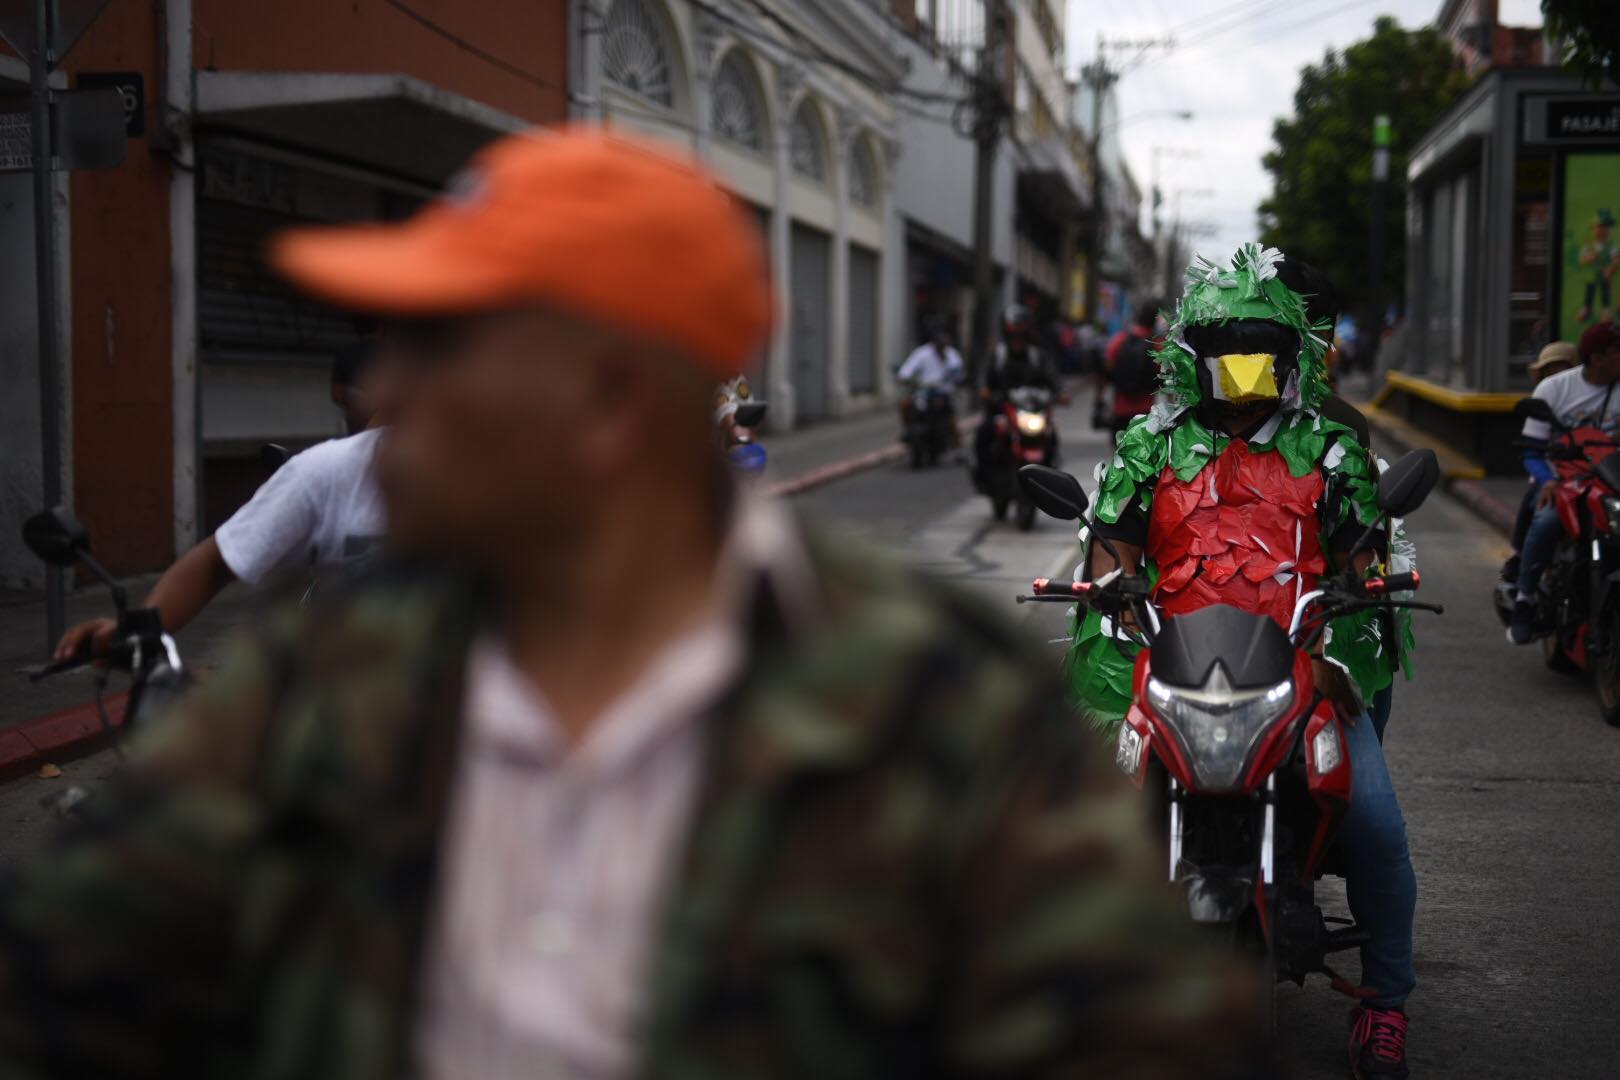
[978,386,1062,530]
[1500,397,1620,722]
[1016,452,1443,1033]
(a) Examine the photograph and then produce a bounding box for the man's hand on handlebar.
[54,617,118,665]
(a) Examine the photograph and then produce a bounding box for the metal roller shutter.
[847,244,878,394]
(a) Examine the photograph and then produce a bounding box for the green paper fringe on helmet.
[1154,241,1335,414]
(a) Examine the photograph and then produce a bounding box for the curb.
[0,691,127,781]
[1363,410,1515,539]
[764,416,980,499]
[0,415,981,778]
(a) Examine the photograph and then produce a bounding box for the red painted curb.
[764,416,980,499]
[0,691,127,781]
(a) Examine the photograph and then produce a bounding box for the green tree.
[1258,17,1470,320]
[1543,0,1620,87]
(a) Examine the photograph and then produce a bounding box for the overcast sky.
[1063,0,1546,271]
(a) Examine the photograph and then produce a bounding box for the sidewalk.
[0,402,947,771]
[1341,371,1520,538]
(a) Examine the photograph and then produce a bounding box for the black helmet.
[1001,304,1033,337]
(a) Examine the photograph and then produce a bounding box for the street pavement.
[2,389,1619,1075]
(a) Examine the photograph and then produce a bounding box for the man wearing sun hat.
[0,128,1258,1078]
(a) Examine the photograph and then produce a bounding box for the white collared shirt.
[414,496,813,1079]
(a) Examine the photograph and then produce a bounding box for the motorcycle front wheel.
[1016,500,1037,531]
[1595,609,1620,726]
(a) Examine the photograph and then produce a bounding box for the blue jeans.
[1338,711,1417,1008]
[1370,685,1393,744]
[1518,506,1563,599]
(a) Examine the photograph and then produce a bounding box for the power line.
[382,0,575,100]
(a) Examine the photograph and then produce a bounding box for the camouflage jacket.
[0,524,1257,1079]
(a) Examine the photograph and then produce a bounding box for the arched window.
[711,50,765,152]
[790,101,827,182]
[849,137,879,207]
[603,0,677,108]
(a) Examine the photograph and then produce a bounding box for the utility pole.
[1081,35,1115,330]
[1368,113,1391,370]
[1080,36,1175,327]
[1151,146,1200,299]
[29,0,64,647]
[966,0,1008,387]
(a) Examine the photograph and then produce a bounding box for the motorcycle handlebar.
[1031,577,1091,598]
[1363,570,1420,597]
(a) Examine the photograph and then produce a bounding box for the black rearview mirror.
[1376,449,1441,518]
[1514,396,1557,425]
[1019,465,1089,521]
[733,402,768,429]
[22,508,89,568]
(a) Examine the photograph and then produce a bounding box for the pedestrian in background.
[0,129,1260,1079]
[1100,302,1163,445]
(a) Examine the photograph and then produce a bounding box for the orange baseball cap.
[270,127,774,377]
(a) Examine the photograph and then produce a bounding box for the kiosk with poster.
[1560,153,1620,338]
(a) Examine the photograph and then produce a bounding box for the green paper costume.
[1069,244,1415,727]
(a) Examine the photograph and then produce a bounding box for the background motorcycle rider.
[1510,320,1620,644]
[895,320,963,447]
[1079,246,1420,1079]
[973,304,1061,484]
[1501,341,1580,581]
[51,335,402,663]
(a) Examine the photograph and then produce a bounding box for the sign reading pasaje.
[1525,96,1620,146]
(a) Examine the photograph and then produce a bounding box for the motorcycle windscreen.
[1145,606,1297,792]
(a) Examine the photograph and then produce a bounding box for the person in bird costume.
[1070,243,1421,1079]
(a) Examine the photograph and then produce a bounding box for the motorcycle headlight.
[1016,410,1047,436]
[1603,495,1620,536]
[1145,671,1295,792]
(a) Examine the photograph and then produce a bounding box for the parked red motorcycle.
[1498,397,1620,722]
[1016,451,1443,1033]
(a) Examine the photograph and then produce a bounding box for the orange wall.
[194,0,570,124]
[64,0,175,574]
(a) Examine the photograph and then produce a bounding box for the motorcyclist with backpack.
[1100,303,1162,444]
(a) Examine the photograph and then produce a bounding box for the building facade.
[2,0,572,585]
[571,0,906,431]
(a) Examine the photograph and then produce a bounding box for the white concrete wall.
[587,0,904,428]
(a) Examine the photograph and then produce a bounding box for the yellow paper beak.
[1216,353,1279,403]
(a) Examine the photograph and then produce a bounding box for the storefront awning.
[1015,135,1088,220]
[195,72,528,186]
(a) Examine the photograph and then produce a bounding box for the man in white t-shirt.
[895,324,964,390]
[1509,320,1620,644]
[896,323,964,451]
[52,349,393,663]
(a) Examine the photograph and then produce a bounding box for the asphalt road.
[796,403,1620,1078]
[2,396,1618,1076]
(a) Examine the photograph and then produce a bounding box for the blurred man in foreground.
[0,130,1256,1078]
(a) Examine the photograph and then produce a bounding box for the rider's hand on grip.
[1311,657,1365,724]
